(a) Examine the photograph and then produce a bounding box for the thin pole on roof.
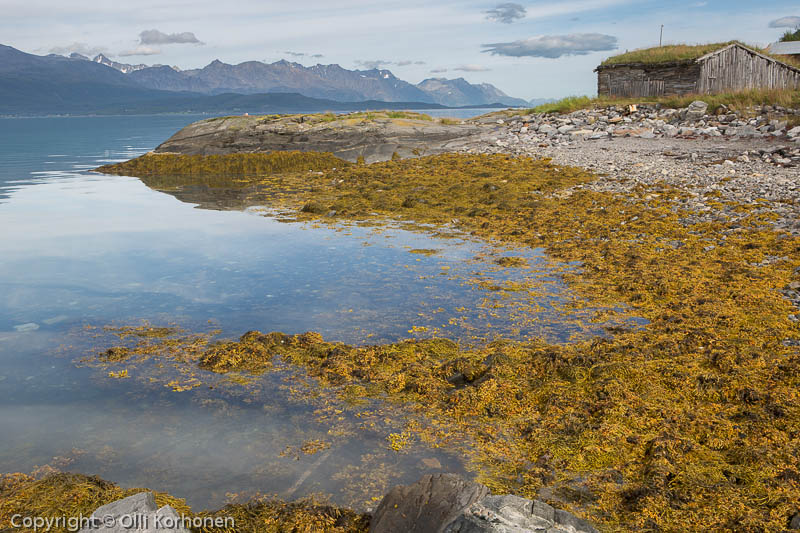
[659,25,664,47]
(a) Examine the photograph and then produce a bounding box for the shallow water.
[0,115,614,510]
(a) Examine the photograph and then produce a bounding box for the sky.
[1,0,798,100]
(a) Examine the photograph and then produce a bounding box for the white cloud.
[354,59,390,69]
[396,60,426,66]
[283,50,324,58]
[139,29,202,45]
[355,59,425,69]
[454,64,491,72]
[48,42,107,57]
[769,16,800,28]
[485,3,525,24]
[482,33,618,58]
[119,45,162,56]
[430,67,448,73]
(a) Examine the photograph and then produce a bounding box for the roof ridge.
[697,42,800,74]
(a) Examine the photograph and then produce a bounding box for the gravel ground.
[462,132,800,236]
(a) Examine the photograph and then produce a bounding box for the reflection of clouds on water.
[0,114,641,512]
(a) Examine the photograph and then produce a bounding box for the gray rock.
[790,512,800,529]
[735,125,759,138]
[538,124,556,136]
[444,495,552,532]
[369,473,490,533]
[155,114,486,163]
[79,492,189,532]
[371,475,598,533]
[685,101,708,121]
[662,124,679,137]
[444,495,598,533]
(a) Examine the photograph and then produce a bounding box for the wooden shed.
[595,43,800,97]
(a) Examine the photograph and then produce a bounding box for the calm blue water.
[0,115,598,510]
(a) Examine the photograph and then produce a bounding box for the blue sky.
[2,0,798,99]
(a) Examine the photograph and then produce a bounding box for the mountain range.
[0,44,530,115]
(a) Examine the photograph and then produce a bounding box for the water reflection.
[0,115,630,511]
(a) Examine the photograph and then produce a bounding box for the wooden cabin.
[595,42,800,97]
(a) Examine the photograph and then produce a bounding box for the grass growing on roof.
[530,89,800,114]
[601,42,740,66]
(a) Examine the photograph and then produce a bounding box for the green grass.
[530,89,800,114]
[601,42,737,66]
[530,96,595,114]
[781,28,800,42]
[601,41,800,68]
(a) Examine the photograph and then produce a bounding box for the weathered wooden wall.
[597,63,701,97]
[597,45,800,97]
[698,46,800,93]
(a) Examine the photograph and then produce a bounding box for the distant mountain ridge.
[0,44,529,115]
[416,77,528,107]
[92,54,151,74]
[67,52,527,107]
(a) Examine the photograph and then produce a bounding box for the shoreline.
[4,104,800,531]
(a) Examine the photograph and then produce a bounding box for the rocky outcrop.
[445,495,598,533]
[369,474,489,533]
[78,492,188,533]
[154,114,485,163]
[370,474,598,533]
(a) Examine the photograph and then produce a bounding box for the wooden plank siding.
[698,45,800,93]
[597,63,700,97]
[597,44,800,97]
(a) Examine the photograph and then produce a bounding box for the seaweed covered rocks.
[89,151,800,531]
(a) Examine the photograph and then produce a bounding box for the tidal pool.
[0,115,633,510]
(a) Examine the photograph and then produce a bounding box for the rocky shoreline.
[152,104,800,237]
[459,103,800,238]
[67,474,599,533]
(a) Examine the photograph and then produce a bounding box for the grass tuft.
[600,41,800,67]
[531,89,800,114]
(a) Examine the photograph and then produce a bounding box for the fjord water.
[0,114,583,510]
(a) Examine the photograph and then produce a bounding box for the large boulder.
[370,475,598,533]
[683,100,709,122]
[444,495,599,533]
[369,473,490,533]
[79,492,189,532]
